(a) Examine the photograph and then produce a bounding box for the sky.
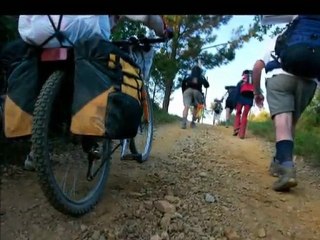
[167,15,275,124]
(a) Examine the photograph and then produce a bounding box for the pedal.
[121,153,142,162]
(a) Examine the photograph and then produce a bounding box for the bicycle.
[30,36,168,217]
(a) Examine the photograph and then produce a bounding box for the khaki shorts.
[183,88,204,107]
[266,74,317,121]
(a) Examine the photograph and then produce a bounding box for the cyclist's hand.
[129,36,139,44]
[164,26,174,40]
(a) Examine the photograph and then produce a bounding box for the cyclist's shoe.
[190,121,196,128]
[88,145,101,160]
[272,165,298,192]
[24,154,35,171]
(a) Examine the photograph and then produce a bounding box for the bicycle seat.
[41,48,69,62]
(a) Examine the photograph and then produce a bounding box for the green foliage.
[153,102,180,125]
[248,119,274,142]
[154,15,281,111]
[248,102,320,164]
[110,18,148,41]
[249,110,270,122]
[110,15,285,112]
[0,16,19,93]
[299,89,320,128]
[0,16,18,50]
[294,128,320,165]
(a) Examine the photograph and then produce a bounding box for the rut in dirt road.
[1,123,320,240]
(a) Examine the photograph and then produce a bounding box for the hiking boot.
[225,120,230,128]
[233,128,239,136]
[190,121,196,128]
[269,158,281,177]
[272,165,298,192]
[181,121,187,129]
[24,153,35,171]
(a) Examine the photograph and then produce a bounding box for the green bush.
[248,117,320,165]
[153,102,181,126]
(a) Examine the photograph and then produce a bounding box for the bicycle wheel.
[0,99,3,138]
[129,88,153,162]
[32,71,111,217]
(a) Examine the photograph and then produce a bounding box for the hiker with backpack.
[252,15,320,192]
[212,97,224,126]
[181,65,209,129]
[233,70,254,139]
[224,85,237,128]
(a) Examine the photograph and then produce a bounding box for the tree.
[0,15,19,94]
[0,15,19,50]
[155,15,278,112]
[107,15,280,112]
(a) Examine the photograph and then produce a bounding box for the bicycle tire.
[129,89,153,162]
[0,100,3,139]
[32,71,111,217]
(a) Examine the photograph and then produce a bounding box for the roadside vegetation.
[248,90,320,165]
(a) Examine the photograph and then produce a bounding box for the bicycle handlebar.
[112,37,168,48]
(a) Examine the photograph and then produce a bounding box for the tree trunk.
[162,79,173,112]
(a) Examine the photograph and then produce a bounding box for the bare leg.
[181,105,189,129]
[192,106,197,122]
[225,108,231,127]
[274,112,293,142]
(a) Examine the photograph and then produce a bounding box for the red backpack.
[240,71,254,98]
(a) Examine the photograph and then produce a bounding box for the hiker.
[252,15,320,191]
[181,65,209,129]
[233,70,254,139]
[224,85,237,128]
[212,97,224,126]
[1,15,172,171]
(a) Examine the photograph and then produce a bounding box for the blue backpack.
[273,15,320,78]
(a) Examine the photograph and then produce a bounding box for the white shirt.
[261,37,295,79]
[19,15,111,48]
[261,34,316,82]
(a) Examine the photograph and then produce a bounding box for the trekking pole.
[202,81,208,124]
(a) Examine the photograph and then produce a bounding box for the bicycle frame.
[118,43,155,160]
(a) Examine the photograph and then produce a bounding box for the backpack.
[274,15,320,78]
[71,36,144,139]
[181,77,188,93]
[240,71,254,98]
[213,101,223,114]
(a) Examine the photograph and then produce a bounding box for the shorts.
[183,88,204,107]
[225,99,235,112]
[266,74,317,121]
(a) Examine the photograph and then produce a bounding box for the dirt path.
[1,122,320,240]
